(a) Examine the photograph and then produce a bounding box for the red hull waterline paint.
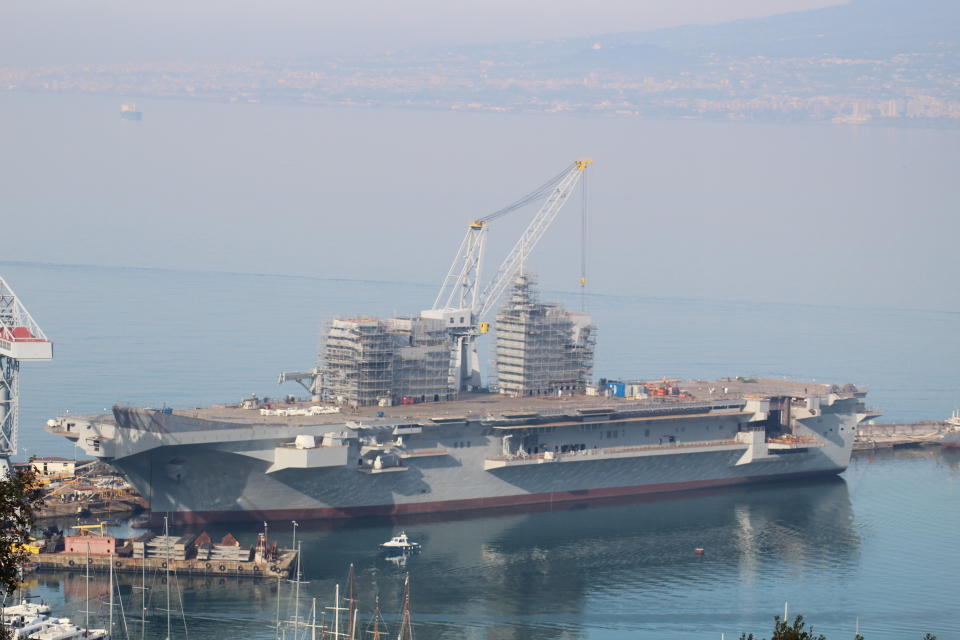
[151,469,842,525]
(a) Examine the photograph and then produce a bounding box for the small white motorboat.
[378,531,422,555]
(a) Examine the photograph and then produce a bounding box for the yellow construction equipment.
[69,522,111,537]
[12,539,41,555]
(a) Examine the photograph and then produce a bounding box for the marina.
[11,446,959,640]
[2,598,108,639]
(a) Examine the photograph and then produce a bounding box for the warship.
[43,160,875,523]
[46,379,873,524]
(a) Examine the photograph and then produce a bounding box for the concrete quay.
[854,421,946,451]
[27,548,297,580]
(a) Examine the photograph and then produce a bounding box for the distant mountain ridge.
[430,0,958,72]
[614,0,957,57]
[5,0,957,126]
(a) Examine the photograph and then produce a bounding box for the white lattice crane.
[0,276,53,476]
[422,158,591,390]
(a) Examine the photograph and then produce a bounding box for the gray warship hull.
[49,382,872,524]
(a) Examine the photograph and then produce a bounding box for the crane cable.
[580,167,588,312]
[478,163,577,224]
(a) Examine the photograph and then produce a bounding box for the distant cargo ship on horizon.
[120,103,142,121]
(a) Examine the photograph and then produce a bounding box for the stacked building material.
[193,531,213,561]
[132,533,197,560]
[209,533,250,562]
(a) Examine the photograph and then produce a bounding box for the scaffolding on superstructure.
[319,316,452,407]
[493,274,596,397]
[386,317,454,403]
[322,317,394,408]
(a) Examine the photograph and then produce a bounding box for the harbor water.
[1,261,958,639]
[18,448,960,640]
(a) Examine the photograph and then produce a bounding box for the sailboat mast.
[368,596,386,640]
[109,550,114,636]
[274,569,282,640]
[293,541,303,637]
[165,516,171,640]
[397,575,413,640]
[85,542,90,632]
[141,552,147,640]
[347,563,357,640]
[333,583,340,640]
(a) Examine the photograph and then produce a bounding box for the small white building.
[30,456,77,477]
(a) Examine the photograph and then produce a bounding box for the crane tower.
[0,276,53,476]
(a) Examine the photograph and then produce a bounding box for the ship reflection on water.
[27,476,858,640]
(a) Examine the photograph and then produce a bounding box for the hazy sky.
[2,90,958,312]
[1,0,847,64]
[3,0,957,314]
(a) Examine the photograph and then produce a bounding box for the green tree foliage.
[740,615,826,640]
[0,467,44,595]
[740,615,938,640]
[1,467,44,640]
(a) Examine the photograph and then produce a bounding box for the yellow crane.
[69,522,112,537]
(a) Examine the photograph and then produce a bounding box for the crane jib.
[424,158,591,390]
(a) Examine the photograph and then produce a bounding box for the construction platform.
[853,421,947,451]
[27,548,297,580]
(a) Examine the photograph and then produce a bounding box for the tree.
[0,466,45,594]
[1,466,44,640]
[740,615,828,640]
[740,615,939,640]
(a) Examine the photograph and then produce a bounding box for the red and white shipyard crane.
[0,276,53,476]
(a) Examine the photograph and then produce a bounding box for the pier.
[28,548,297,580]
[25,525,298,580]
[854,421,946,451]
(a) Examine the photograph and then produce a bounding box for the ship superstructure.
[493,274,595,397]
[942,410,960,447]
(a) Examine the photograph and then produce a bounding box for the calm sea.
[2,261,959,640]
[18,449,960,640]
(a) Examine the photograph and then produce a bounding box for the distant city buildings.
[2,46,957,126]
